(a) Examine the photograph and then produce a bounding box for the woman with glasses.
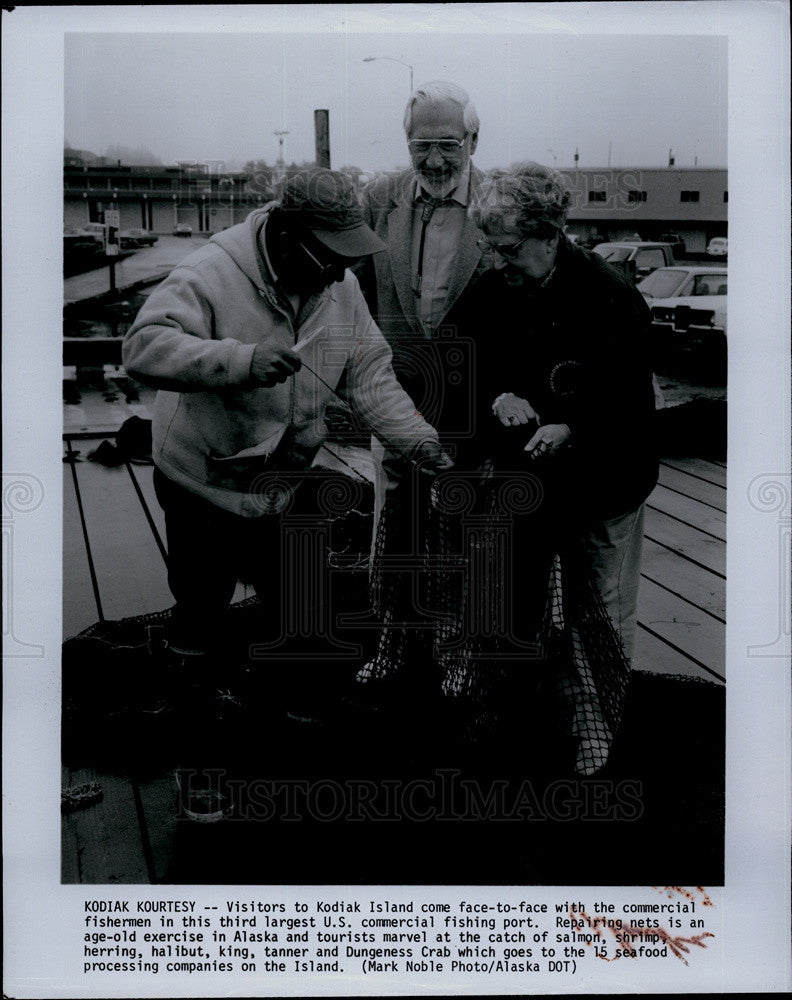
[359,159,657,776]
[433,160,659,774]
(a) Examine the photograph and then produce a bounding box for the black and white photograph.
[59,14,729,889]
[3,3,790,996]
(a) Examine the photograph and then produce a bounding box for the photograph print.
[60,19,728,887]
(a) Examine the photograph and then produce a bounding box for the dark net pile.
[358,471,631,774]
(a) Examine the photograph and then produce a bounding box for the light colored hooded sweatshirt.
[123,207,438,516]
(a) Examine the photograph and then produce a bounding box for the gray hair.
[471,161,570,237]
[403,81,480,137]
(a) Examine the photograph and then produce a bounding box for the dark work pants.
[153,467,285,655]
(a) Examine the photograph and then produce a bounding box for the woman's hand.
[524,423,571,459]
[492,393,538,427]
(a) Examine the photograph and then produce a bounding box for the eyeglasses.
[476,234,531,259]
[407,138,467,157]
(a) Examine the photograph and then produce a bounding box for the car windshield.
[637,269,687,298]
[693,274,727,295]
[593,246,631,262]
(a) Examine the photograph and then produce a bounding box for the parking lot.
[64,234,210,303]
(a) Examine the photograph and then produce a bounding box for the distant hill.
[64,145,164,167]
[104,144,164,166]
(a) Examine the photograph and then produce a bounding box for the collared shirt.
[410,163,471,336]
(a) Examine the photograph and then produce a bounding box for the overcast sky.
[64,25,727,174]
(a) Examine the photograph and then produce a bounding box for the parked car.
[173,223,193,237]
[119,228,158,249]
[63,228,106,276]
[637,265,727,348]
[658,232,687,256]
[592,241,676,282]
[706,237,728,258]
[64,225,101,245]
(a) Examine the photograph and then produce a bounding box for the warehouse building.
[64,159,726,253]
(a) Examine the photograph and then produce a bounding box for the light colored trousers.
[579,503,646,665]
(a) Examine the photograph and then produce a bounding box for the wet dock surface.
[62,383,725,885]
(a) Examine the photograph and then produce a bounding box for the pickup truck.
[591,241,676,282]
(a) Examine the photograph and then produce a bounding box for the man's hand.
[250,344,302,388]
[414,439,455,475]
[524,423,571,459]
[492,393,539,427]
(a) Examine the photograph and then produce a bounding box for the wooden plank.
[72,460,173,621]
[61,766,150,883]
[641,538,725,620]
[136,773,178,884]
[644,507,726,578]
[635,629,724,686]
[127,462,251,605]
[637,579,725,680]
[661,457,727,489]
[61,764,81,884]
[647,483,726,542]
[63,464,101,638]
[658,463,727,512]
[125,463,168,559]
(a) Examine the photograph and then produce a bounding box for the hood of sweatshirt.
[208,204,278,294]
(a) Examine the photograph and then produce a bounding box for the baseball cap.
[280,169,386,258]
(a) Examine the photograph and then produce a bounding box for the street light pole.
[273,130,289,178]
[363,56,414,95]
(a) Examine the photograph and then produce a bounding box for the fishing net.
[359,466,631,774]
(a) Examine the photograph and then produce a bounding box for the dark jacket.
[423,237,659,520]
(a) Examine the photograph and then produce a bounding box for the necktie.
[414,197,452,297]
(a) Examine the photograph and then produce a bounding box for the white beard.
[418,171,459,200]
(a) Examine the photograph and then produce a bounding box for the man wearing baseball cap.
[123,168,450,818]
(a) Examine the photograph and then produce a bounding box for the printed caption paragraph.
[82,890,715,978]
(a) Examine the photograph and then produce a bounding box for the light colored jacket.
[123,207,438,515]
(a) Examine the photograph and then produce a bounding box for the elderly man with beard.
[348,82,490,711]
[355,80,486,346]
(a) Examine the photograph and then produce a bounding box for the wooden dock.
[62,380,726,885]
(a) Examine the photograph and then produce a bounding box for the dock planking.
[637,579,724,682]
[644,506,725,578]
[134,772,178,884]
[126,462,251,605]
[657,463,726,513]
[661,457,727,489]
[61,766,150,884]
[647,483,726,541]
[640,538,725,620]
[63,464,102,636]
[62,387,728,883]
[69,457,173,621]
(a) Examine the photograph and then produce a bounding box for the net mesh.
[359,471,631,773]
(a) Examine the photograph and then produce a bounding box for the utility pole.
[314,110,330,168]
[273,130,289,178]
